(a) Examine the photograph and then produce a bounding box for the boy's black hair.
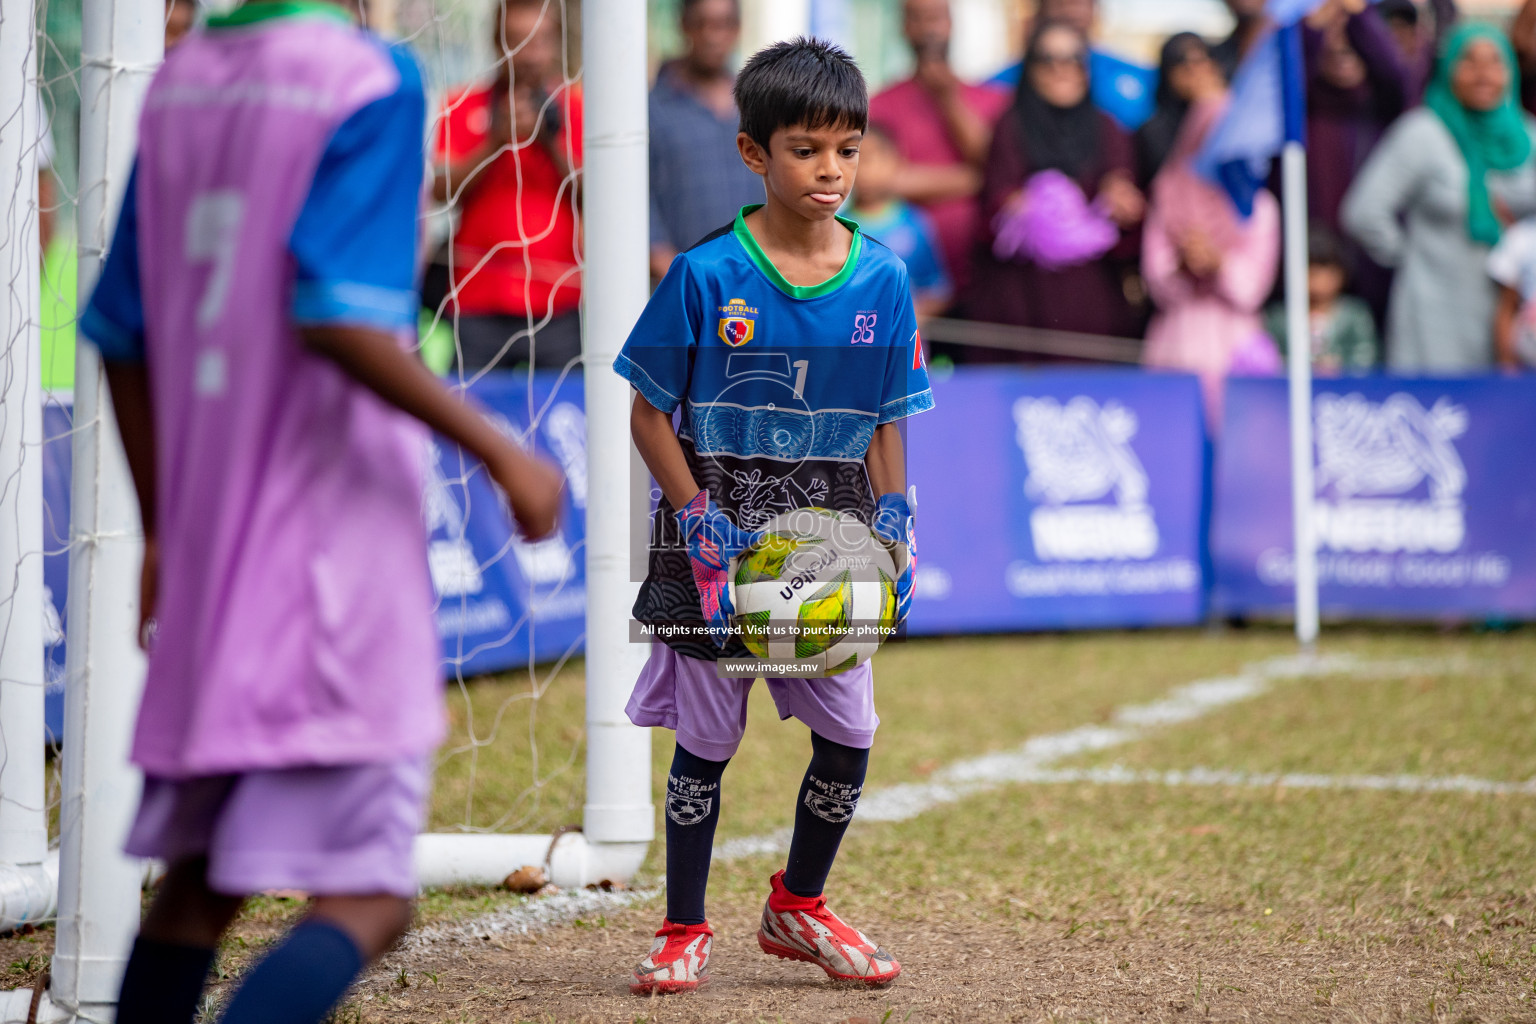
[734,36,868,151]
[1308,221,1354,277]
[681,0,740,17]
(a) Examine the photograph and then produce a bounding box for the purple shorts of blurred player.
[626,643,879,761]
[125,758,429,898]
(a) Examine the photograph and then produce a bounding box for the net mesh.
[4,0,648,887]
[402,0,594,838]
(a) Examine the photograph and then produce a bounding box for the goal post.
[412,0,655,890]
[0,0,57,936]
[51,0,160,1018]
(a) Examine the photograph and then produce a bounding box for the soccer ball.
[728,507,900,675]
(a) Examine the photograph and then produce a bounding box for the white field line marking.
[403,886,655,949]
[1005,764,1536,797]
[721,653,1468,854]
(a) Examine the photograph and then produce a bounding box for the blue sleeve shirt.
[288,42,425,331]
[613,206,934,660]
[616,207,934,440]
[82,39,426,363]
[80,162,147,363]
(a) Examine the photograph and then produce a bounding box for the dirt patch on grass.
[6,889,1532,1023]
[341,893,1536,1023]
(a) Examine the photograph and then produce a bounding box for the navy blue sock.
[218,919,364,1024]
[665,742,729,926]
[784,732,870,898]
[116,936,216,1024]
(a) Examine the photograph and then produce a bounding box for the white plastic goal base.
[415,833,648,890]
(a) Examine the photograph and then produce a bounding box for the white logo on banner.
[1313,393,1467,554]
[542,402,588,509]
[1012,396,1158,561]
[423,440,483,597]
[422,434,583,626]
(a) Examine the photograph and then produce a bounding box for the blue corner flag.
[1194,0,1337,215]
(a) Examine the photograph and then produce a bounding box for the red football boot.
[756,870,901,985]
[631,918,712,995]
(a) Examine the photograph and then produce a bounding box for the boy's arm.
[290,55,561,537]
[630,393,699,510]
[1494,283,1523,371]
[101,362,160,648]
[865,422,906,498]
[302,324,563,537]
[102,363,156,537]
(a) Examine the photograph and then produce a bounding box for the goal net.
[0,0,655,1013]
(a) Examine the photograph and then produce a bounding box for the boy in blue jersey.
[613,37,933,994]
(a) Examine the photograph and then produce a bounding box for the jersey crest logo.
[719,316,755,347]
[717,298,759,348]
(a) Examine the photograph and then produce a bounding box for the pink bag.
[992,169,1120,270]
[1228,330,1283,376]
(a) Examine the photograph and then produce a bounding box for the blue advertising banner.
[38,374,589,698]
[1212,377,1536,618]
[427,371,588,676]
[41,401,71,742]
[907,368,1208,633]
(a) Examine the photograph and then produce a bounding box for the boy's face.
[738,123,862,223]
[1308,264,1346,305]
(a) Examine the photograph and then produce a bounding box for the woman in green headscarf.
[1344,22,1536,372]
[1425,25,1532,246]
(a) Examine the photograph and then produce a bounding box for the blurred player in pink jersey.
[80,3,564,1021]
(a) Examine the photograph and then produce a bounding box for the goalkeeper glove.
[674,490,763,648]
[872,490,916,625]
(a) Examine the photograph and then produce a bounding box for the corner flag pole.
[1278,22,1320,648]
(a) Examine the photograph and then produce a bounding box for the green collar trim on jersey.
[732,205,863,300]
[206,1,355,29]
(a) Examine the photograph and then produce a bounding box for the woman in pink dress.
[1142,93,1282,430]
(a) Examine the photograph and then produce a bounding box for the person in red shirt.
[433,0,583,373]
[868,0,1010,298]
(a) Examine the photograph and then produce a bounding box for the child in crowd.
[81,5,563,1023]
[614,37,932,995]
[1488,215,1536,370]
[1265,226,1380,375]
[845,124,953,317]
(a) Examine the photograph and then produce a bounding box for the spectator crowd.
[414,0,1536,419]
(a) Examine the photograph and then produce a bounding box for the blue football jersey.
[614,205,934,660]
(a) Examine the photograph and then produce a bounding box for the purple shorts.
[124,758,429,898]
[625,643,879,761]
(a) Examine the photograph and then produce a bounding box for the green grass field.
[8,626,1529,1022]
[375,626,1536,1021]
